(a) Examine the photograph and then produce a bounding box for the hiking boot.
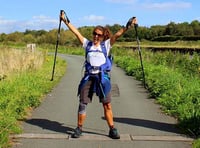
[109,128,120,139]
[71,127,82,138]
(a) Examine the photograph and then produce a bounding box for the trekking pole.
[50,10,63,81]
[134,24,146,88]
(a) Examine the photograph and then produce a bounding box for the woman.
[60,11,137,139]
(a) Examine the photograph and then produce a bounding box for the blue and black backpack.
[78,41,113,98]
[84,41,113,73]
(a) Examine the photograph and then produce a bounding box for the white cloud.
[142,1,191,10]
[32,15,58,23]
[0,15,58,34]
[0,17,18,33]
[0,18,16,25]
[26,16,58,31]
[105,0,136,4]
[82,15,105,22]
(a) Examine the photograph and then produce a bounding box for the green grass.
[0,55,66,148]
[115,40,200,48]
[193,139,200,148]
[113,48,200,147]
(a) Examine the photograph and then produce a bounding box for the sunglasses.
[93,32,103,37]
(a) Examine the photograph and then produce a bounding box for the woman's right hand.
[60,10,70,24]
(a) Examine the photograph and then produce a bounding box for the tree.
[176,22,194,36]
[151,25,165,36]
[23,34,36,43]
[164,22,177,35]
[0,33,6,42]
[191,20,200,35]
[6,32,23,42]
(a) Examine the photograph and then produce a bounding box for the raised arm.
[60,11,84,45]
[110,17,137,46]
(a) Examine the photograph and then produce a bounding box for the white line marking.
[131,135,194,142]
[11,133,69,139]
[10,133,194,142]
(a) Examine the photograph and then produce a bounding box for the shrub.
[114,50,200,138]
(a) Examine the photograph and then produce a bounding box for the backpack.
[84,41,113,73]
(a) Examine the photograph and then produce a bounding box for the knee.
[78,102,87,114]
[103,103,112,110]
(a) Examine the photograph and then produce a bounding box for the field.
[0,41,200,147]
[115,40,200,51]
[0,47,44,78]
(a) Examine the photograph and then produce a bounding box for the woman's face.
[93,29,103,45]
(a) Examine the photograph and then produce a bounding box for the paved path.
[12,55,193,148]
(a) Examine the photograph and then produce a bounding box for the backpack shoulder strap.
[85,41,93,58]
[101,41,113,65]
[86,41,93,51]
[100,42,107,57]
[85,41,107,58]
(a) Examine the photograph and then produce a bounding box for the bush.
[114,50,200,139]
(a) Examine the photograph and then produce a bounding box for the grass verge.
[0,55,66,147]
[113,48,200,147]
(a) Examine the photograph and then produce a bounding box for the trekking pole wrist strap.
[64,18,70,24]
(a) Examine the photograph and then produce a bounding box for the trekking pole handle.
[60,10,64,21]
[60,10,65,15]
[60,10,70,24]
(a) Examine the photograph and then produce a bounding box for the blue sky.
[0,0,199,34]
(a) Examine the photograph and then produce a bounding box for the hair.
[103,27,112,41]
[93,25,104,33]
[93,25,112,41]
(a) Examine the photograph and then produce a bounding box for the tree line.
[0,20,200,46]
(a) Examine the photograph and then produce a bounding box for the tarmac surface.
[12,54,193,148]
